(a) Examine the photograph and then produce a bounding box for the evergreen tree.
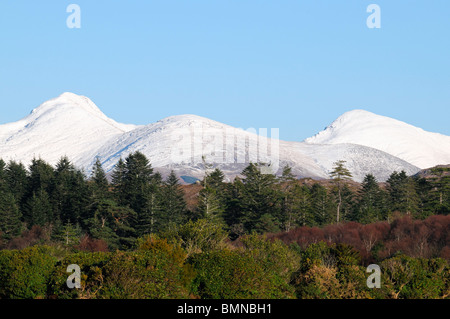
[386,171,420,215]
[53,219,82,248]
[111,158,127,205]
[26,158,55,196]
[52,157,89,224]
[90,157,109,200]
[237,163,280,233]
[137,173,164,236]
[310,183,335,226]
[160,171,187,228]
[197,168,226,224]
[0,191,22,241]
[86,199,137,250]
[222,180,246,239]
[292,184,313,227]
[5,161,28,205]
[278,165,305,231]
[329,160,353,223]
[24,189,53,227]
[112,152,154,232]
[353,174,386,223]
[426,167,450,215]
[0,159,6,180]
[205,168,226,190]
[197,186,224,224]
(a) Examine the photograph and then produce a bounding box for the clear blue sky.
[1,0,449,141]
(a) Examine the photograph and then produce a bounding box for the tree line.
[0,152,449,250]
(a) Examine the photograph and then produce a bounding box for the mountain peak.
[328,109,393,127]
[305,109,450,169]
[30,92,104,118]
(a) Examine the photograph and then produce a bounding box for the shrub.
[0,246,58,299]
[239,233,300,283]
[49,237,194,299]
[189,249,295,299]
[48,251,110,299]
[381,255,449,299]
[160,219,229,256]
[292,242,379,299]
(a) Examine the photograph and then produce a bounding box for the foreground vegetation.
[0,152,449,299]
[0,225,448,299]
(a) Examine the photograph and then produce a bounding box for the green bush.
[0,246,58,299]
[239,233,300,284]
[48,251,110,299]
[381,255,449,299]
[189,249,295,299]
[292,242,383,299]
[49,237,194,299]
[159,219,229,256]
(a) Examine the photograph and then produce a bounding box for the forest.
[0,152,449,299]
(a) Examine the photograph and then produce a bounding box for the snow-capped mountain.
[0,92,138,167]
[304,109,450,169]
[85,114,419,183]
[0,93,429,182]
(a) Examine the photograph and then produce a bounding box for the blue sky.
[1,0,449,141]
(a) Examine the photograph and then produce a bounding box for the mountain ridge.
[304,109,450,169]
[1,93,442,182]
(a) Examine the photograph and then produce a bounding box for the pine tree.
[111,158,127,205]
[237,163,280,233]
[86,199,137,250]
[279,165,296,184]
[206,168,226,190]
[90,157,109,200]
[26,158,55,196]
[197,186,224,224]
[310,183,335,226]
[52,157,89,224]
[292,184,313,227]
[353,174,386,223]
[53,219,82,248]
[222,180,246,239]
[113,152,154,215]
[25,189,53,227]
[137,173,164,236]
[278,165,300,231]
[330,160,353,223]
[0,191,23,241]
[160,171,187,228]
[0,159,6,183]
[5,161,28,205]
[197,167,226,224]
[386,171,419,215]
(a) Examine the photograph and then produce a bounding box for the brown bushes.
[267,215,450,263]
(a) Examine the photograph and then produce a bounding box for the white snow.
[0,93,436,182]
[304,109,450,169]
[0,92,138,170]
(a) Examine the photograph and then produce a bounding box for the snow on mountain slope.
[293,142,419,182]
[0,93,422,182]
[0,92,138,167]
[87,114,419,182]
[304,109,450,169]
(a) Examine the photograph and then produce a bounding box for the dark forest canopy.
[0,153,449,251]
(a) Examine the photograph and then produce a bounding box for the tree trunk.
[337,187,341,223]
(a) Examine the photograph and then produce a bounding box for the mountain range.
[1,92,449,183]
